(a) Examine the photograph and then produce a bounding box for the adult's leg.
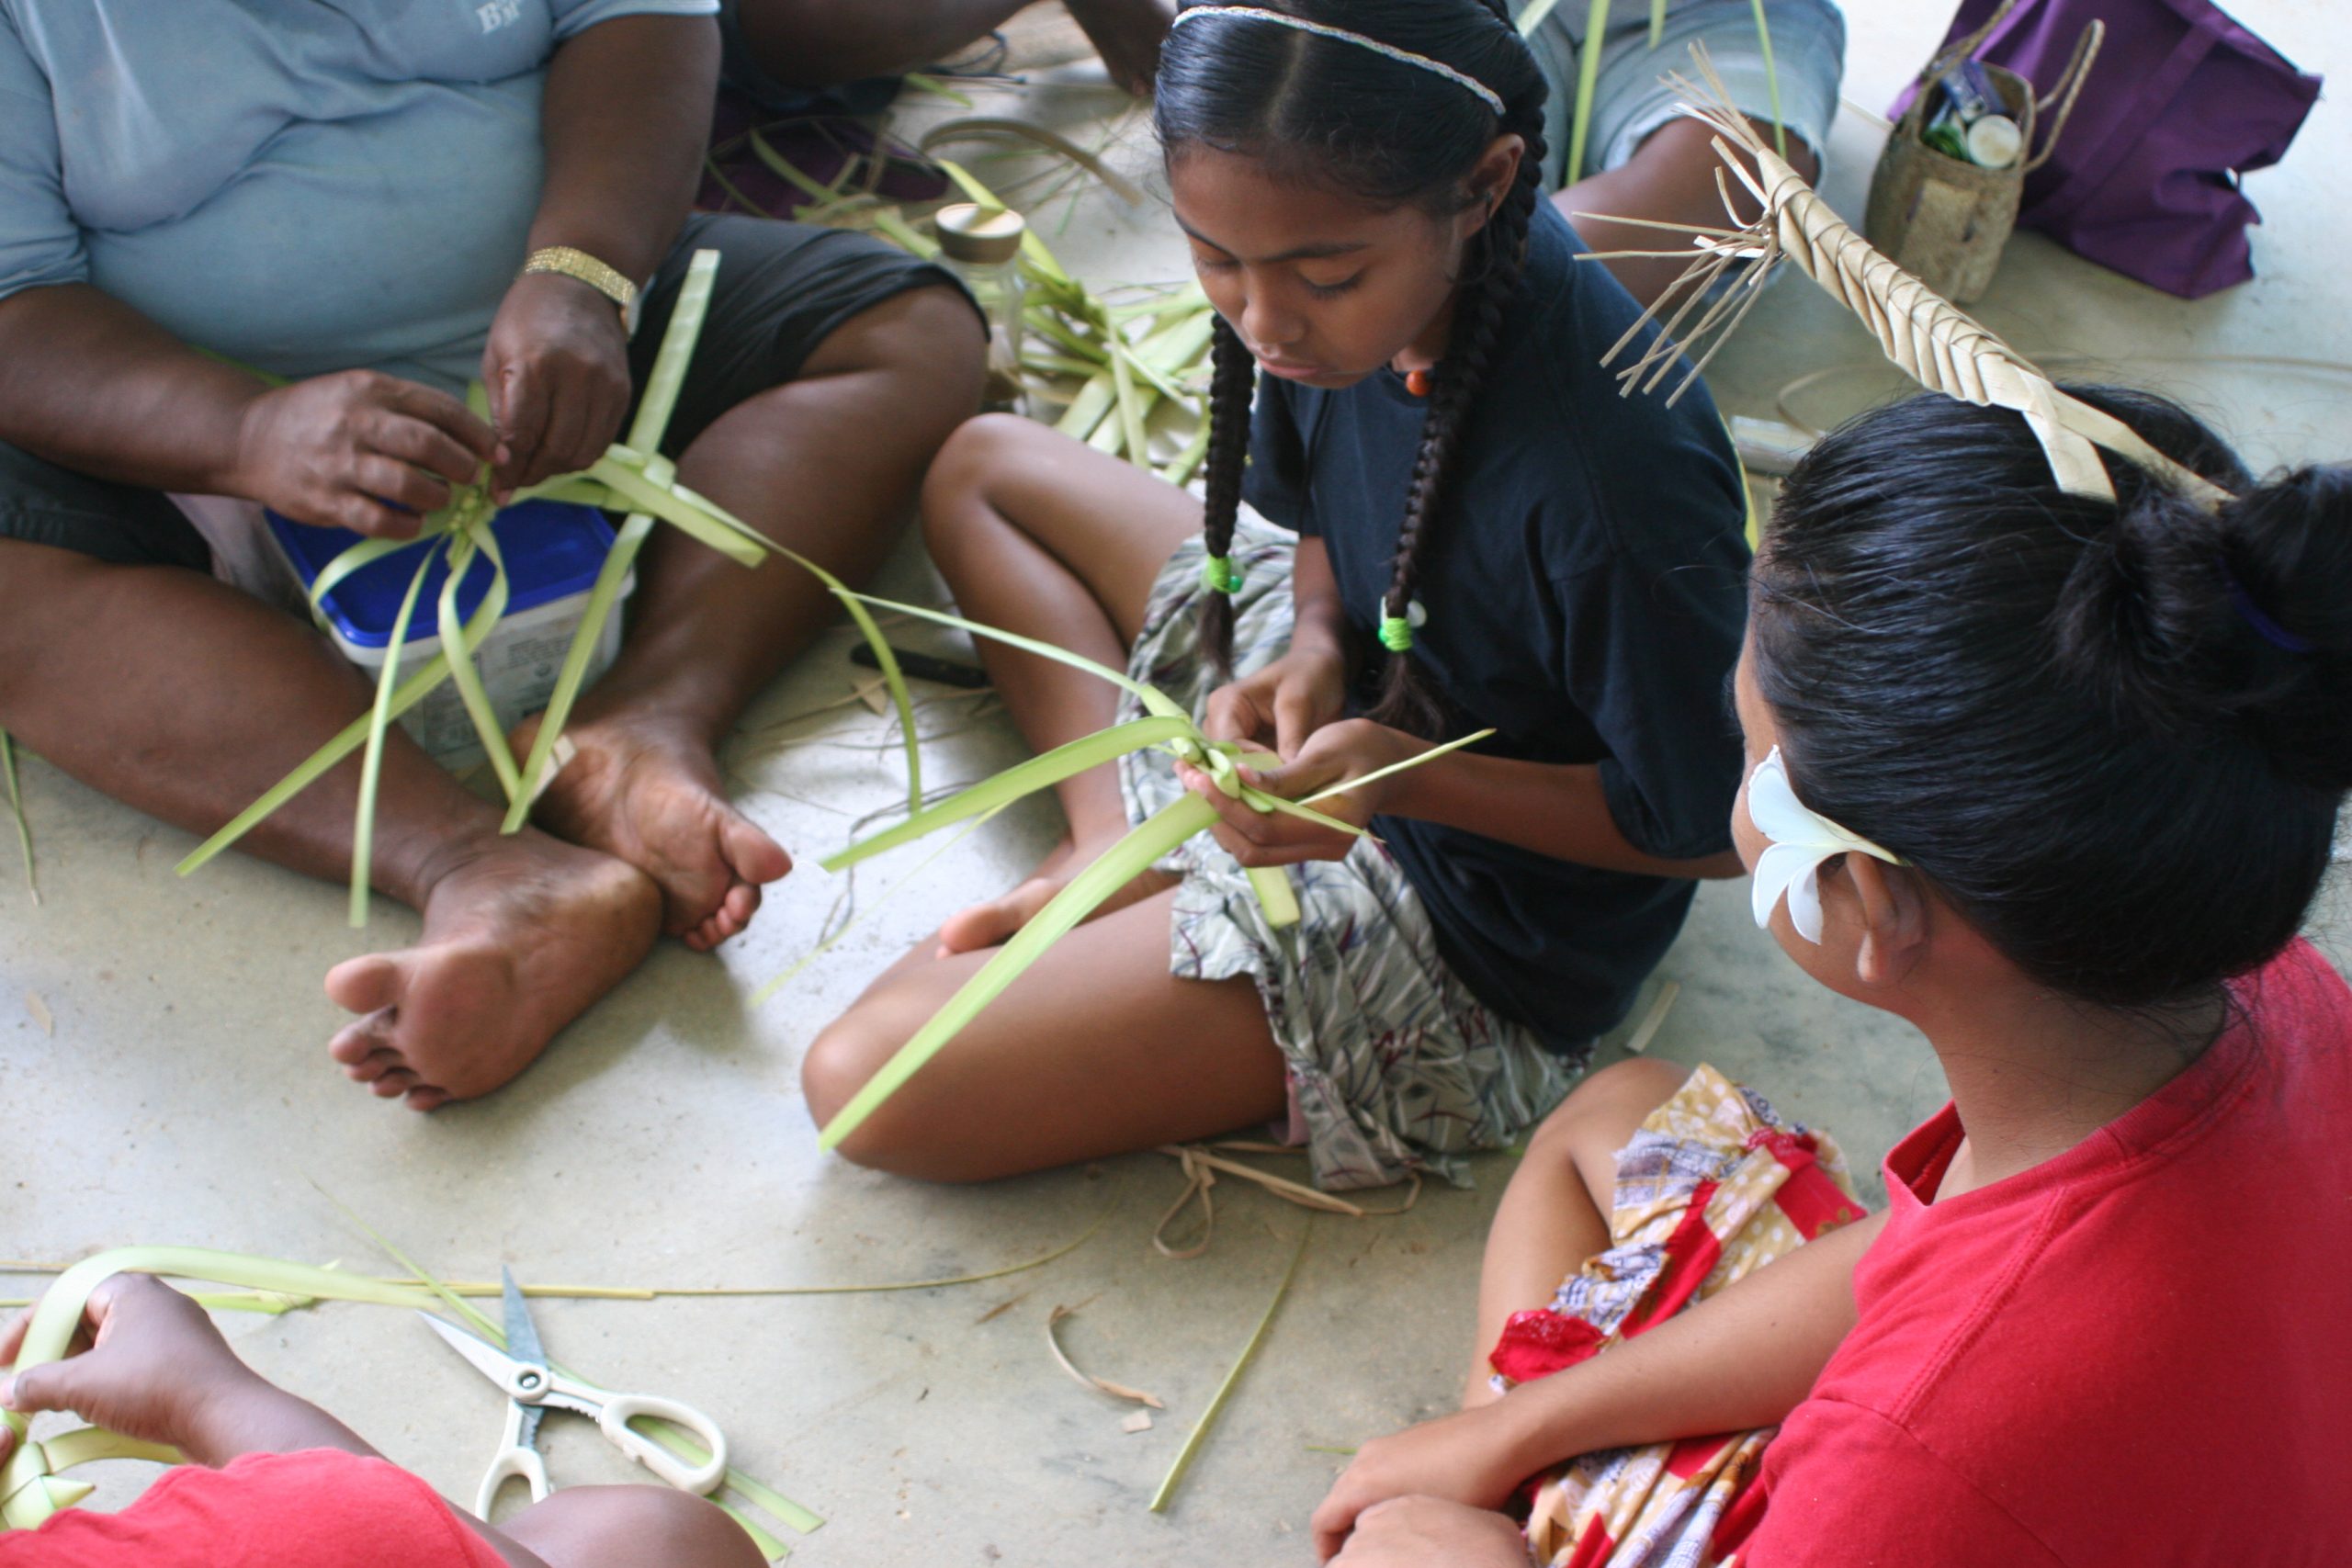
[732,0,1035,87]
[801,886,1286,1180]
[1461,1056,1690,1408]
[525,282,984,951]
[731,0,1172,93]
[0,538,658,1108]
[915,413,1204,953]
[1557,118,1823,310]
[497,1485,763,1568]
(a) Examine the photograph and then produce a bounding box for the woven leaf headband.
[1169,5,1508,116]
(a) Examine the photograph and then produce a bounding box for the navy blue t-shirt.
[1242,202,1748,1049]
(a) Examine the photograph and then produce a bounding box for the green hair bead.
[1377,614,1414,653]
[1201,554,1244,594]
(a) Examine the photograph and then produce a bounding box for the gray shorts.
[1510,0,1848,188]
[0,213,967,569]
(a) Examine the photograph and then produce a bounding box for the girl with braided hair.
[802,0,1751,1188]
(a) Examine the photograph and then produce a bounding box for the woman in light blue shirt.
[0,0,983,1108]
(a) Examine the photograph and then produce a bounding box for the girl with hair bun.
[1311,385,2352,1565]
[800,0,1752,1187]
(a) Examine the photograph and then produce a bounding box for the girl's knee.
[503,1484,763,1568]
[919,412,1032,555]
[917,411,1021,533]
[1529,1056,1690,1155]
[799,1010,933,1175]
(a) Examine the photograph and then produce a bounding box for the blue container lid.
[266,500,616,650]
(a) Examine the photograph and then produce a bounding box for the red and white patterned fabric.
[1491,1065,1867,1568]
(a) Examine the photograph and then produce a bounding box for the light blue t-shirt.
[0,0,717,392]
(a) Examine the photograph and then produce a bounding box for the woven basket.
[1864,0,2101,302]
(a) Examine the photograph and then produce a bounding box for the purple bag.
[1900,0,2321,298]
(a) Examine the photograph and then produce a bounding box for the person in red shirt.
[0,1273,760,1568]
[1306,384,2352,1566]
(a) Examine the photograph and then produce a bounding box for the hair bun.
[2052,458,2352,793]
[2050,475,2230,740]
[2219,464,2352,792]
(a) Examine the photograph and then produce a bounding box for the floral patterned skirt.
[1491,1065,1868,1568]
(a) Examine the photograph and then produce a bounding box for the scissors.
[420,1268,729,1518]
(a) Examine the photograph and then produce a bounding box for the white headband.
[1169,6,1509,117]
[1747,747,1901,944]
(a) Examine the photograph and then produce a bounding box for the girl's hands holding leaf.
[482,269,633,497]
[1201,643,1350,763]
[229,370,497,536]
[1179,716,1424,867]
[0,1274,261,1457]
[1312,1403,1542,1561]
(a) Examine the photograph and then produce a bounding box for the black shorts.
[0,213,968,570]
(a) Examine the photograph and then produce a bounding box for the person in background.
[0,2,984,1110]
[1310,387,2352,1565]
[0,1273,759,1568]
[727,0,1177,103]
[1513,0,1846,309]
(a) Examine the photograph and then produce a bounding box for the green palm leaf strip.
[347,546,439,926]
[1747,0,1789,158]
[439,522,521,802]
[1567,0,1613,185]
[752,799,1017,1010]
[1,728,35,904]
[819,717,1193,873]
[816,792,1221,1153]
[175,572,509,883]
[1149,1216,1314,1512]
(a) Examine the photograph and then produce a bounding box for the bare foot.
[934,832,1174,956]
[323,834,660,1109]
[514,712,792,951]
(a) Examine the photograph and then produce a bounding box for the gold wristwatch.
[521,245,642,336]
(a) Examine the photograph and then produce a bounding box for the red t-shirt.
[0,1449,506,1567]
[1742,939,2352,1566]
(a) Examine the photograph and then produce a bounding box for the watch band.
[521,245,640,333]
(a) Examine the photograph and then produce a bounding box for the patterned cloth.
[1115,514,1586,1192]
[1492,1065,1867,1568]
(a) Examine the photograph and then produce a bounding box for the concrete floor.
[4,4,2346,1563]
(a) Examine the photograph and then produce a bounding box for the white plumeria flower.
[1747,745,1902,943]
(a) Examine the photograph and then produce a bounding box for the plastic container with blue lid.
[265,500,634,767]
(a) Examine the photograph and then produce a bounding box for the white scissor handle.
[594,1392,729,1495]
[475,1439,550,1520]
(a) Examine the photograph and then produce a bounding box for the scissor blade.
[418,1311,526,1390]
[501,1267,548,1370]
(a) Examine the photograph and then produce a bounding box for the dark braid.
[1372,11,1546,735]
[1196,311,1262,679]
[1156,0,1552,737]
